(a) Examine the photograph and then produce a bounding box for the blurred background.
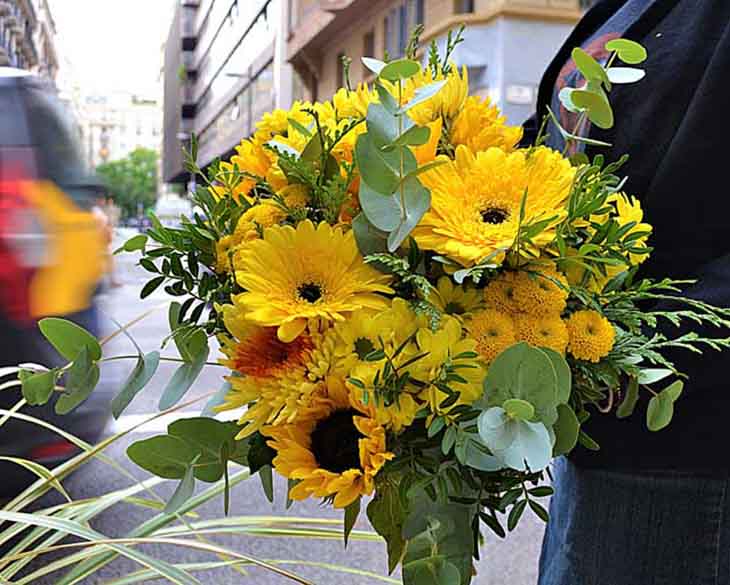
[0,0,598,583]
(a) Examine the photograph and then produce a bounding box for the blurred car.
[0,67,113,496]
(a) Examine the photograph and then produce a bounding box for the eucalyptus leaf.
[386,176,431,252]
[605,38,648,64]
[39,317,102,362]
[572,47,610,87]
[379,58,420,82]
[127,435,199,479]
[606,67,646,84]
[616,377,640,419]
[20,368,58,406]
[362,56,387,76]
[355,133,399,194]
[558,87,580,114]
[552,403,580,456]
[571,88,614,130]
[536,347,571,404]
[164,460,197,514]
[503,398,535,421]
[158,342,210,410]
[359,181,401,231]
[399,80,447,114]
[55,346,100,415]
[352,212,389,256]
[484,342,560,426]
[111,351,160,418]
[637,368,673,385]
[383,125,430,150]
[647,391,674,431]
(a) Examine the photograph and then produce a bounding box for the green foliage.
[19,368,58,406]
[56,346,100,415]
[111,351,160,418]
[367,478,407,573]
[39,317,102,362]
[646,381,683,431]
[96,147,159,218]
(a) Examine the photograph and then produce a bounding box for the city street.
[31,237,546,585]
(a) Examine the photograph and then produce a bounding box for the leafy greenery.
[96,147,159,218]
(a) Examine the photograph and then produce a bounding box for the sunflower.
[413,145,575,268]
[265,378,393,508]
[468,309,517,365]
[430,276,482,318]
[450,96,523,153]
[510,265,569,316]
[514,314,569,355]
[234,220,393,342]
[566,310,615,362]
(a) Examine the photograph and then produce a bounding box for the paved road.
[31,238,546,585]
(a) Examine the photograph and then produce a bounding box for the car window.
[0,87,32,146]
[21,86,90,189]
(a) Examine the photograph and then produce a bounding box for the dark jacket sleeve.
[520,113,540,148]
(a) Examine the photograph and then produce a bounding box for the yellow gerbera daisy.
[413,145,575,268]
[566,310,616,362]
[514,313,569,355]
[510,265,569,316]
[234,220,393,342]
[451,96,523,153]
[468,309,517,365]
[430,276,482,318]
[265,378,393,508]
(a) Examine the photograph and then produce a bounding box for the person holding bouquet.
[523,1,730,583]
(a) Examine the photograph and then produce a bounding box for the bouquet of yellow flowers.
[24,29,730,585]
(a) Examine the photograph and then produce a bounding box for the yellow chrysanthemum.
[216,310,329,437]
[510,265,569,316]
[608,192,653,265]
[265,378,393,508]
[566,310,615,363]
[395,65,469,126]
[279,184,310,210]
[332,83,377,119]
[413,145,575,268]
[451,96,523,153]
[252,101,313,145]
[346,362,421,433]
[234,220,393,342]
[430,276,482,318]
[483,271,520,314]
[468,309,517,365]
[215,235,237,274]
[412,317,486,421]
[514,313,569,355]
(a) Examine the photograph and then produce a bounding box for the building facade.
[78,91,163,170]
[163,0,295,184]
[0,0,59,83]
[288,0,585,124]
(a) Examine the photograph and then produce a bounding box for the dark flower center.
[354,337,375,360]
[298,282,323,303]
[310,409,363,474]
[444,301,466,315]
[481,207,509,224]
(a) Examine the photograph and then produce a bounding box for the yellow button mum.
[413,145,575,268]
[514,314,569,355]
[566,310,616,363]
[234,220,393,342]
[468,309,517,365]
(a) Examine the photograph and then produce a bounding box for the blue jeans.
[539,458,730,585]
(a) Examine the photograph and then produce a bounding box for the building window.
[384,1,425,59]
[362,29,375,76]
[454,0,475,13]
